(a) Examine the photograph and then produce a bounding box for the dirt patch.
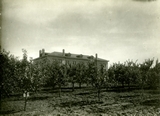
[142,99,160,107]
[1,89,160,116]
[60,100,103,107]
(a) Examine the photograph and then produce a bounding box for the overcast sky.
[1,0,160,65]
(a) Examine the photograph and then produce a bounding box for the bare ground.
[1,88,160,116]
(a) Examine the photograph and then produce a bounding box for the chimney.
[39,50,42,57]
[95,53,98,60]
[42,49,45,56]
[62,49,65,56]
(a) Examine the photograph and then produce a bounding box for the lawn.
[1,87,160,116]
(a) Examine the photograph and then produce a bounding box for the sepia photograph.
[0,0,160,115]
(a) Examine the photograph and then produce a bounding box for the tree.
[138,59,154,90]
[96,64,108,101]
[75,63,86,88]
[147,59,160,89]
[0,49,38,111]
[0,50,20,96]
[40,59,66,97]
[0,50,13,110]
[68,64,77,91]
[86,61,97,87]
[86,61,107,101]
[123,60,139,90]
[108,64,118,87]
[19,49,33,111]
[28,58,44,93]
[110,63,126,88]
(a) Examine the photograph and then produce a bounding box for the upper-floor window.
[65,53,71,57]
[76,54,83,58]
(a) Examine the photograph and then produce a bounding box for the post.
[95,53,98,81]
[95,53,100,101]
[95,54,98,69]
[0,54,2,110]
[30,59,32,81]
[24,93,27,111]
[23,91,29,111]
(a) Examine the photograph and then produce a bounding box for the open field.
[1,87,160,116]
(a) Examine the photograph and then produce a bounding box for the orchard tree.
[1,49,35,111]
[86,61,97,87]
[112,63,126,88]
[138,59,154,90]
[18,49,32,93]
[41,59,66,96]
[86,61,108,101]
[29,59,45,93]
[108,64,118,87]
[96,64,108,101]
[123,60,139,89]
[0,50,18,110]
[0,50,23,96]
[75,63,86,88]
[19,49,33,111]
[147,59,160,89]
[68,64,77,91]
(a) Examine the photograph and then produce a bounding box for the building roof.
[34,51,109,62]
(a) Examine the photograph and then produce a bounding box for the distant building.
[34,49,109,70]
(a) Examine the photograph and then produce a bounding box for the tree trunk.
[97,88,101,102]
[72,82,75,92]
[122,81,124,88]
[86,82,89,87]
[0,83,4,111]
[59,84,61,97]
[128,82,130,90]
[24,93,27,111]
[0,87,2,111]
[79,82,81,89]
[141,84,144,100]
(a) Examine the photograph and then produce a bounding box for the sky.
[1,0,160,65]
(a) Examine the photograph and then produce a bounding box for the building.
[34,49,109,70]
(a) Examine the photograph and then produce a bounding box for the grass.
[1,87,160,116]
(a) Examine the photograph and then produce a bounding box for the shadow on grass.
[76,91,96,95]
[47,89,72,94]
[0,110,21,115]
[29,96,50,101]
[119,95,140,98]
[59,100,103,107]
[147,90,160,94]
[141,99,160,107]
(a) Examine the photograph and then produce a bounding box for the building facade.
[34,49,109,70]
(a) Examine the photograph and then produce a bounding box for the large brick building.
[34,49,109,70]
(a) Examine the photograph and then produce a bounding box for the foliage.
[108,59,160,90]
[67,64,77,91]
[39,59,66,89]
[86,61,108,101]
[0,49,40,96]
[147,59,160,89]
[75,63,87,88]
[138,59,154,89]
[0,50,20,95]
[86,61,97,87]
[1,48,160,100]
